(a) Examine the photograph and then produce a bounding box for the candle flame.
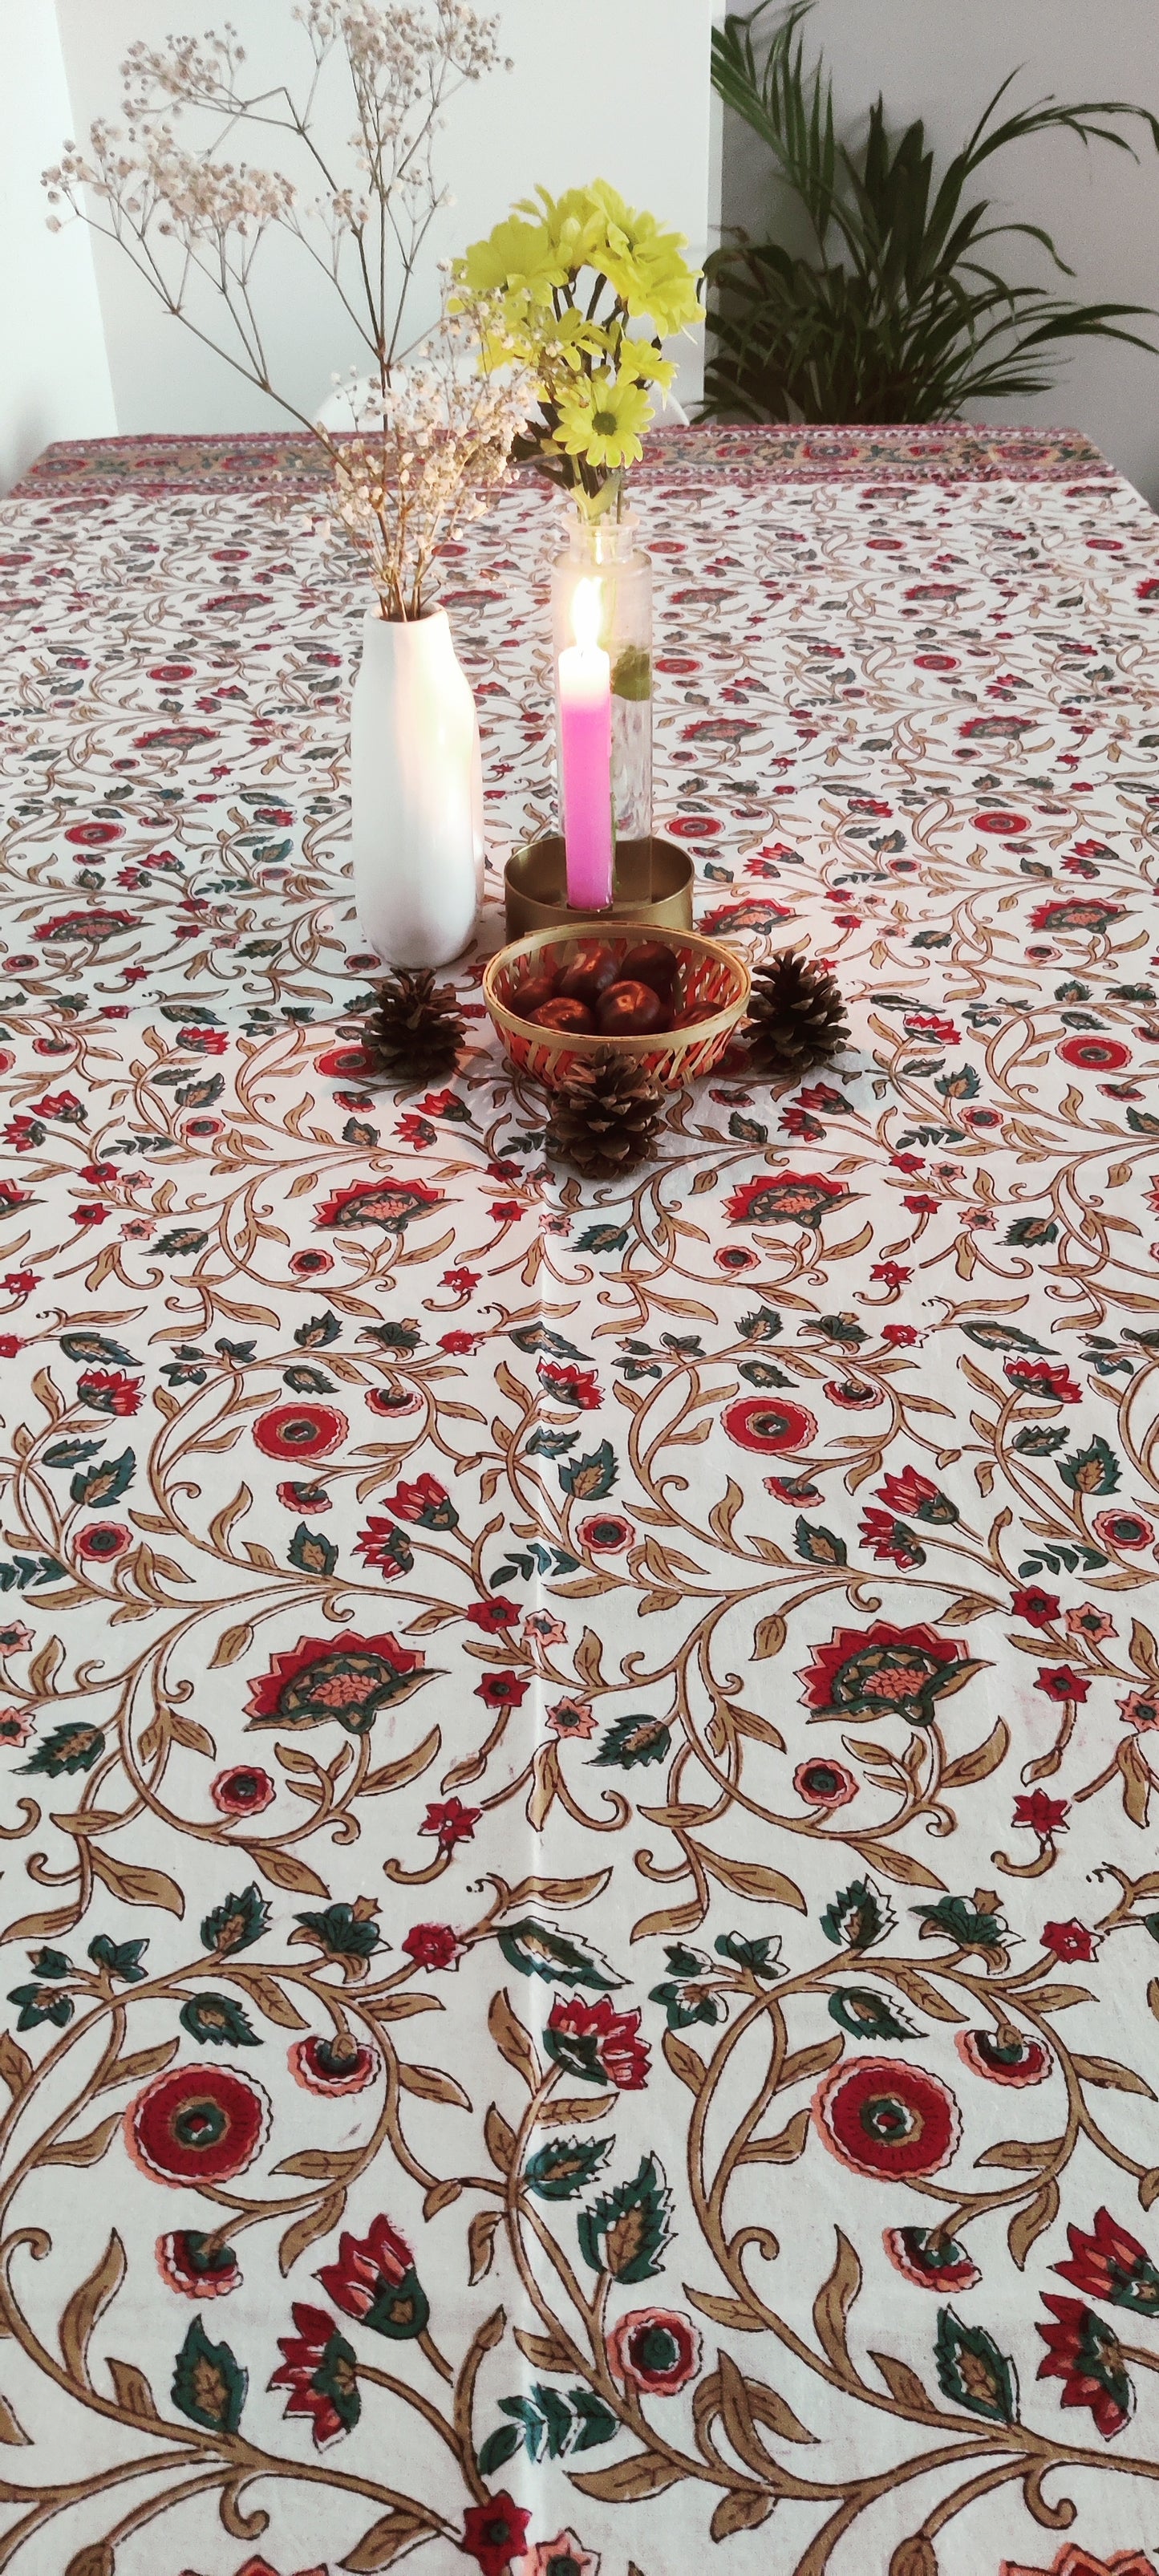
[571,576,603,654]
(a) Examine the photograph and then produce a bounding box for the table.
[2,421,1159,2576]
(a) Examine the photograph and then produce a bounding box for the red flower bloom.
[726,1170,849,1228]
[797,1621,978,1725]
[253,1402,347,1461]
[465,1596,520,1630]
[1014,1791,1068,1838]
[489,1200,524,1223]
[211,1765,274,1818]
[314,1175,444,1231]
[77,1369,141,1415]
[1119,1689,1159,1733]
[1054,2206,1159,2313]
[881,1322,918,1346]
[1043,1919,1099,1962]
[395,1113,435,1149]
[402,1922,463,1970]
[316,2213,428,2339]
[544,1995,650,2091]
[245,1632,427,1736]
[127,2064,270,2186]
[859,1508,923,1568]
[440,1329,480,1355]
[577,1512,634,1552]
[955,2028,1053,2087]
[420,1798,480,1853]
[722,1395,817,1454]
[460,2495,533,2576]
[75,1522,132,1563]
[1060,1034,1130,1072]
[156,2227,242,2299]
[1094,1508,1153,1552]
[1005,1355,1081,1403]
[1036,2295,1134,2439]
[276,1480,331,1513]
[2,1272,38,1296]
[475,1670,529,1710]
[0,1337,21,1360]
[871,1260,911,1288]
[1012,1585,1060,1629]
[883,2226,981,2293]
[876,1466,938,1517]
[607,2306,701,2394]
[1034,1665,1090,1705]
[269,2302,359,2448]
[975,809,1029,834]
[813,2057,962,2179]
[442,1265,479,1294]
[902,1193,940,1216]
[288,2033,379,2096]
[387,1474,456,1527]
[793,1756,857,1810]
[539,1360,601,1409]
[354,1517,413,1576]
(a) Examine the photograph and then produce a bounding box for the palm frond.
[704,0,1159,424]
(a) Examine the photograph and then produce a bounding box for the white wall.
[52,0,714,438]
[0,0,115,494]
[719,0,1159,506]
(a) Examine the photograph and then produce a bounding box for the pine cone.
[367,968,465,1081]
[546,1049,665,1178]
[746,950,849,1077]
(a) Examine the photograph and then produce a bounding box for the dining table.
[2,417,1159,2576]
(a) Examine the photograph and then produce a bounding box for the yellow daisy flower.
[553,371,654,470]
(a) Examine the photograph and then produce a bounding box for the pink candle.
[559,577,614,911]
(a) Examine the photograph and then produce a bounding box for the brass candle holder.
[503,834,694,943]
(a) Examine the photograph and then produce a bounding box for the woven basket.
[483,925,751,1090]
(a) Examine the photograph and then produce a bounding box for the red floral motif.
[245,1632,426,1734]
[726,1170,849,1227]
[402,1922,464,1970]
[269,2302,358,2448]
[606,2306,701,2393]
[77,1369,141,1414]
[387,1473,456,1525]
[545,1995,650,2091]
[1004,1356,1081,1402]
[813,2057,962,2178]
[314,1175,444,1230]
[156,2228,242,2299]
[797,1621,978,1725]
[577,1512,634,1551]
[460,2496,533,2576]
[1036,2295,1134,2437]
[127,2065,270,2186]
[465,1596,520,1630]
[1094,1508,1153,1551]
[211,1765,274,1817]
[882,2226,981,2292]
[722,1395,817,1453]
[1012,1585,1060,1628]
[792,1757,857,1810]
[512,2533,600,2576]
[1043,1919,1100,1962]
[475,1670,530,1709]
[252,1402,347,1460]
[316,2213,425,2337]
[1034,1665,1090,1705]
[1002,2553,1157,2576]
[288,2034,379,2096]
[419,1799,480,1853]
[956,2028,1053,2087]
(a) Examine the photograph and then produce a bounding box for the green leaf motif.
[821,1880,894,1953]
[828,1986,918,2041]
[21,1722,105,1778]
[287,1522,339,1578]
[480,2382,618,2473]
[179,1993,261,2048]
[522,2136,614,2201]
[558,1442,618,1501]
[294,1312,342,1349]
[576,1224,629,1255]
[59,1331,140,1367]
[201,1884,271,1959]
[497,1917,624,1992]
[577,2152,672,2282]
[1006,1215,1058,1247]
[69,1448,135,1508]
[1058,1436,1121,1498]
[43,1438,105,1469]
[593,1713,671,1771]
[794,1516,848,1566]
[1013,1425,1069,1457]
[934,2308,1019,2424]
[172,2317,248,2433]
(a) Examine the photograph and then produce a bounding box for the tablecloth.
[2,421,1159,2576]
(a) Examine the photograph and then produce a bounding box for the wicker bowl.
[483,924,751,1090]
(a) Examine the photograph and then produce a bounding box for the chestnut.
[618,939,678,1000]
[513,971,558,1020]
[596,979,666,1036]
[558,943,619,1008]
[532,995,594,1035]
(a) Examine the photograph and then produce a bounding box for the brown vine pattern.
[0,425,1157,2574]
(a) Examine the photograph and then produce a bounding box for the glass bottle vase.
[551,509,653,860]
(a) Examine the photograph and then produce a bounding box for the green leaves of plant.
[498,1917,623,1992]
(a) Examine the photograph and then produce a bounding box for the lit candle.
[558,575,614,911]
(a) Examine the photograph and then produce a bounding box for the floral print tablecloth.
[2,422,1159,2576]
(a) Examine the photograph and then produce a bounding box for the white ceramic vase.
[350,605,483,969]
